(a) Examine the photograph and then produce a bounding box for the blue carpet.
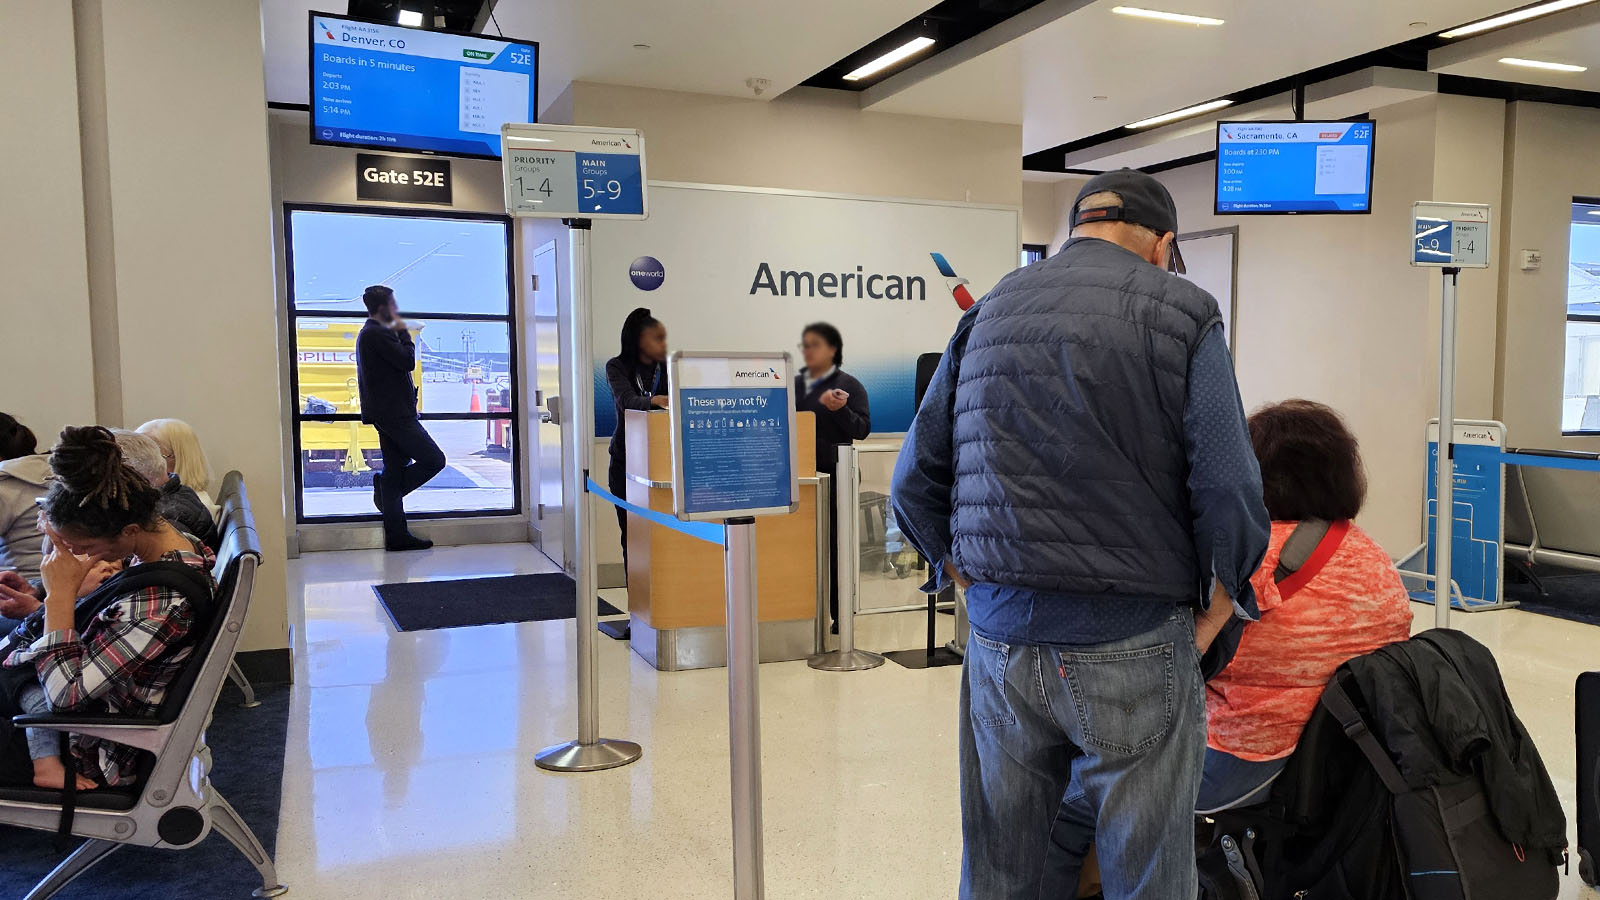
[0,682,289,899]
[1505,565,1600,628]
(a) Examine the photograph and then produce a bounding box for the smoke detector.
[745,77,771,97]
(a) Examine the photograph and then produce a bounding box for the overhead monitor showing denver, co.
[1215,121,1375,215]
[311,13,537,159]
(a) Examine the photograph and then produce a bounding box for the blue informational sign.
[503,125,648,220]
[670,354,798,521]
[1414,219,1453,265]
[1415,422,1505,608]
[1410,202,1491,268]
[1215,121,1375,214]
[311,14,537,159]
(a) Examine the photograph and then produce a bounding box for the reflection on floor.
[278,543,1599,898]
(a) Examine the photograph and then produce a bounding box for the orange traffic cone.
[470,384,482,412]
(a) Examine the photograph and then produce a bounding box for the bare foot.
[32,757,96,791]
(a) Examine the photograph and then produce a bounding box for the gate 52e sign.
[356,153,452,204]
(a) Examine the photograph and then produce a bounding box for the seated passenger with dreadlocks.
[0,426,215,789]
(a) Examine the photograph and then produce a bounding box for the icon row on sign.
[687,418,779,430]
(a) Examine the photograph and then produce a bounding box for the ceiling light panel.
[1499,56,1588,71]
[1125,98,1233,129]
[843,36,937,82]
[1439,0,1597,39]
[1110,6,1224,26]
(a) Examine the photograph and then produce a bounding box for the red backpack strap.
[1275,519,1351,600]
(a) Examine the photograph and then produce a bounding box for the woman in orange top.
[1198,399,1413,812]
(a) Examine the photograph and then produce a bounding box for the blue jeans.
[960,611,1205,900]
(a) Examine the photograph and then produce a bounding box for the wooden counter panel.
[622,407,820,631]
[628,483,818,630]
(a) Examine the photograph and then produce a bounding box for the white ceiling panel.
[1431,3,1600,93]
[864,0,1524,154]
[262,0,932,110]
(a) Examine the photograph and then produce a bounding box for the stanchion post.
[813,473,831,655]
[808,446,885,671]
[724,518,765,899]
[1435,266,1460,630]
[535,219,643,773]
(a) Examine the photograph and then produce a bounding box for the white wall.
[1143,96,1505,553]
[0,4,96,442]
[72,0,288,653]
[1497,102,1600,451]
[565,82,1027,575]
[572,83,1024,206]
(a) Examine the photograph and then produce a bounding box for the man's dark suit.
[356,318,445,539]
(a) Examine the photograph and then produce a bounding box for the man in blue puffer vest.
[892,169,1269,899]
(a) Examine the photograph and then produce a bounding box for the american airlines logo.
[732,368,781,382]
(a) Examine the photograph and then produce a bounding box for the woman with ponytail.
[604,308,669,570]
[0,426,215,789]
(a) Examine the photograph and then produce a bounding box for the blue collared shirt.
[890,303,1268,646]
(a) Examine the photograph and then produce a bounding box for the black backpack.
[1199,669,1563,900]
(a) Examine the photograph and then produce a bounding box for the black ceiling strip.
[802,0,1051,90]
[269,101,311,112]
[1024,39,1434,172]
[1139,150,1218,175]
[1437,73,1600,109]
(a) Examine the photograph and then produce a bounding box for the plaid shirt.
[5,544,216,786]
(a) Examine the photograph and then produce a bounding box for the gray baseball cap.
[1070,168,1187,274]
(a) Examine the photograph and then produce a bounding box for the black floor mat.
[375,573,623,632]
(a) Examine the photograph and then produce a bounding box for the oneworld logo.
[629,256,665,291]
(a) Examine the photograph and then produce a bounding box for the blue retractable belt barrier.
[1496,451,1600,473]
[586,478,726,546]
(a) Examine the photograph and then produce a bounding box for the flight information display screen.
[1215,121,1375,215]
[310,13,537,159]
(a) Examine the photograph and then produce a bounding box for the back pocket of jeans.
[967,633,1016,728]
[1058,643,1174,755]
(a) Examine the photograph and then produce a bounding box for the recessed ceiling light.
[1092,95,1109,100]
[1126,98,1233,129]
[633,43,651,49]
[397,9,423,27]
[1111,6,1224,26]
[1500,56,1588,72]
[1408,20,1429,28]
[842,36,937,82]
[1439,0,1597,39]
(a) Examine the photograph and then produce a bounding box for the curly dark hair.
[1248,400,1367,522]
[0,413,36,460]
[42,425,164,539]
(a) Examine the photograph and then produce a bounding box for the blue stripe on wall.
[592,354,927,437]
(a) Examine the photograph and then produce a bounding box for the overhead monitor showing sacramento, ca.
[1214,121,1375,215]
[311,13,537,159]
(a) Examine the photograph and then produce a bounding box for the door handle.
[545,395,561,425]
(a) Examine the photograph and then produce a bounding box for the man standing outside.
[357,284,445,551]
[891,169,1268,898]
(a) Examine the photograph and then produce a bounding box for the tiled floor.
[275,542,1600,898]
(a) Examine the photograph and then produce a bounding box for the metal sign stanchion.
[723,517,764,899]
[809,446,885,672]
[1434,266,1459,630]
[534,220,643,773]
[501,122,649,773]
[666,349,803,900]
[1410,200,1490,630]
